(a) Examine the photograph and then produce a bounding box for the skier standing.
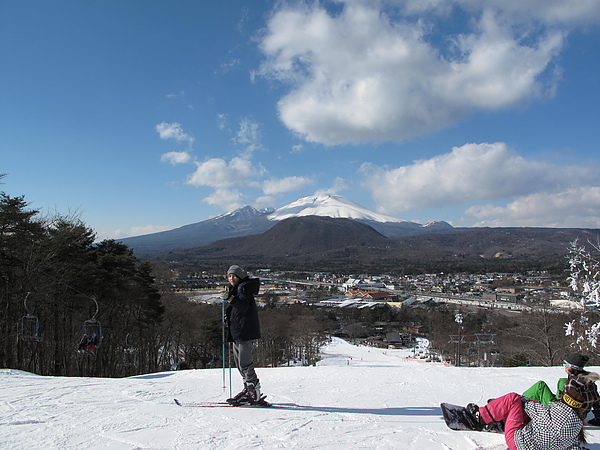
[223,265,263,404]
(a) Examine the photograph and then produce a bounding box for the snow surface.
[267,194,410,223]
[2,337,600,450]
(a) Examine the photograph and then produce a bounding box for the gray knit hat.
[227,265,247,279]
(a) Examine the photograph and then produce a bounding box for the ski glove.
[220,287,231,300]
[588,416,600,426]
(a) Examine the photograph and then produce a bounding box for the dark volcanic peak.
[204,215,390,257]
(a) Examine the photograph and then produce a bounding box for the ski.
[174,398,297,409]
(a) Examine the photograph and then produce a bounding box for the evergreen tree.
[0,192,45,368]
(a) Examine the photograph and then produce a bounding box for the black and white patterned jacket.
[514,400,582,450]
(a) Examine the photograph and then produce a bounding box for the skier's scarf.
[563,392,583,409]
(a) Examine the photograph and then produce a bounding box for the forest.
[0,190,330,377]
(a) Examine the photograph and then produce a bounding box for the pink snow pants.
[479,393,529,450]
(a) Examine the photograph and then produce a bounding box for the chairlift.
[19,293,42,343]
[122,333,138,368]
[77,297,103,355]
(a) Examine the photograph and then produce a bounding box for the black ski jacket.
[226,277,261,342]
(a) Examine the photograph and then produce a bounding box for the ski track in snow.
[2,338,600,449]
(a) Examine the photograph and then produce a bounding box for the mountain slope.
[118,206,274,255]
[119,195,453,255]
[155,218,598,273]
[203,215,390,257]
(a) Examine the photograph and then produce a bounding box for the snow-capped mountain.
[267,195,453,234]
[267,194,409,223]
[212,205,275,222]
[118,194,454,255]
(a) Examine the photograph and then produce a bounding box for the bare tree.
[565,238,600,355]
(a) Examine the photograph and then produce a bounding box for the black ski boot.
[465,403,485,431]
[227,381,261,405]
[227,387,249,405]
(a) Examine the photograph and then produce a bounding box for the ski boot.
[465,403,485,431]
[227,381,261,406]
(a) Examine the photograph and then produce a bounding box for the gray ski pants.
[232,339,258,386]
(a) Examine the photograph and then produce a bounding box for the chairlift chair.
[77,318,103,354]
[122,348,139,368]
[77,297,103,355]
[19,293,42,343]
[122,333,139,368]
[20,314,42,343]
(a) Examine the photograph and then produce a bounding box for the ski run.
[2,337,600,449]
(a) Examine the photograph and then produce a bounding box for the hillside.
[3,338,600,449]
[118,206,275,255]
[118,195,454,255]
[202,215,390,256]
[151,216,600,273]
[390,227,600,259]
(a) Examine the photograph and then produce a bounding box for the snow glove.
[588,413,600,426]
[220,286,232,300]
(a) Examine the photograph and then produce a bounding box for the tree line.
[0,191,166,376]
[0,188,332,377]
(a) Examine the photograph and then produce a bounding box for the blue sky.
[2,0,600,241]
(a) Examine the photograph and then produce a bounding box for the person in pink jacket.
[466,377,588,450]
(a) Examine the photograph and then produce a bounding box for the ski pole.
[221,297,226,391]
[228,342,232,398]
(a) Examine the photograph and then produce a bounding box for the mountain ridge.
[119,194,453,255]
[118,194,600,273]
[150,215,600,273]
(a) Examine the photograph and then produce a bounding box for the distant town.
[168,269,579,314]
[161,268,582,368]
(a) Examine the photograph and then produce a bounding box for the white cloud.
[316,177,349,195]
[160,151,192,165]
[437,11,564,109]
[126,224,173,237]
[186,157,259,189]
[453,0,600,25]
[257,1,576,145]
[217,113,229,131]
[155,122,195,146]
[220,58,241,72]
[464,187,600,228]
[360,142,597,215]
[254,195,276,209]
[262,176,315,196]
[234,118,263,158]
[181,157,267,210]
[102,224,173,240]
[203,188,246,211]
[156,121,274,212]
